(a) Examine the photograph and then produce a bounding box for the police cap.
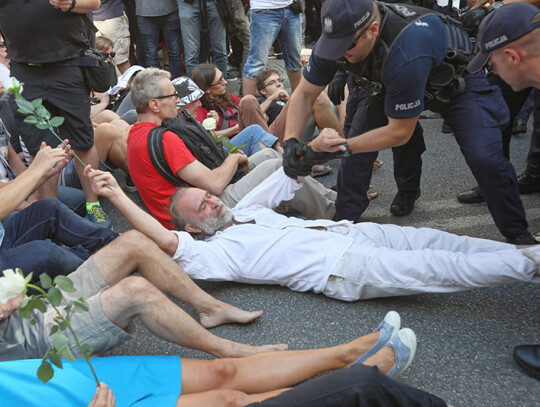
[313,0,376,60]
[468,2,540,73]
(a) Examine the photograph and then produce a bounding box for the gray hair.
[130,68,171,113]
[169,188,206,240]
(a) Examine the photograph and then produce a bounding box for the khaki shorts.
[43,257,134,357]
[94,12,131,65]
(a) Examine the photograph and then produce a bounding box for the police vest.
[343,2,472,110]
[147,110,247,188]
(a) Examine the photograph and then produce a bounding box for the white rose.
[7,77,23,95]
[202,117,217,131]
[0,269,26,304]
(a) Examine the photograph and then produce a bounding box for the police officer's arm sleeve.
[346,115,420,153]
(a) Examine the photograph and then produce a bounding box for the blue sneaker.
[386,328,417,378]
[86,205,112,230]
[351,311,400,367]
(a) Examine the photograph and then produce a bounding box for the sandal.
[311,164,332,178]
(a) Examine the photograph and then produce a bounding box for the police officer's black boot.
[390,189,421,216]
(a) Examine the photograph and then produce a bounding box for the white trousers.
[322,223,540,301]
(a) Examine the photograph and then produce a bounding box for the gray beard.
[198,203,234,236]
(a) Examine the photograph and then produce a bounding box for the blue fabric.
[243,8,302,80]
[437,72,527,238]
[230,125,278,156]
[137,12,184,79]
[0,199,118,282]
[0,221,4,248]
[0,356,182,407]
[92,0,124,21]
[178,0,228,78]
[336,87,425,221]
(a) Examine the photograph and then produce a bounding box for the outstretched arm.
[84,166,179,255]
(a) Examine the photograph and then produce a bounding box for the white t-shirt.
[172,168,354,294]
[0,65,10,90]
[250,0,293,10]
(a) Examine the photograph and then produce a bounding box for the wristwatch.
[66,0,76,12]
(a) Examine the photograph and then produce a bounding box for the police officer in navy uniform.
[283,0,536,244]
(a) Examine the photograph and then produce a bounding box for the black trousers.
[247,365,447,407]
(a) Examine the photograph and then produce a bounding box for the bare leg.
[92,230,266,328]
[179,330,383,394]
[286,70,302,92]
[94,123,130,174]
[242,76,258,96]
[312,92,344,137]
[75,146,100,202]
[99,277,287,358]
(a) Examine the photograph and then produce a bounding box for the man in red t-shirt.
[128,69,336,229]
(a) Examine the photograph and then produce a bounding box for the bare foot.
[341,331,380,367]
[368,191,379,201]
[363,345,396,374]
[200,301,265,329]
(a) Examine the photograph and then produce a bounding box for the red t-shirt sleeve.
[162,130,196,175]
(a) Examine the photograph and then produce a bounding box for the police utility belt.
[341,2,473,111]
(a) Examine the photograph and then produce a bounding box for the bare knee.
[313,92,333,114]
[207,359,239,388]
[218,389,251,407]
[115,230,153,251]
[239,95,259,112]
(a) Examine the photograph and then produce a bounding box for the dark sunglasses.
[209,76,226,87]
[154,91,179,100]
[0,42,6,48]
[347,19,374,51]
[106,51,116,59]
[264,78,284,87]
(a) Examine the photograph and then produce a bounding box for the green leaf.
[34,298,47,313]
[54,275,76,292]
[49,325,59,336]
[30,319,36,325]
[49,116,65,128]
[81,343,94,357]
[47,287,62,307]
[36,104,51,120]
[35,121,49,130]
[60,347,75,362]
[39,273,52,290]
[59,320,68,331]
[53,332,69,352]
[48,351,63,369]
[31,98,43,109]
[72,298,89,313]
[37,360,54,383]
[15,98,35,114]
[17,297,35,319]
[24,271,33,284]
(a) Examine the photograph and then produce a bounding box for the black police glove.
[288,0,305,15]
[282,138,312,178]
[303,145,341,166]
[327,71,347,106]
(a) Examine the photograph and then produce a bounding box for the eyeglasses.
[264,78,284,87]
[154,91,179,100]
[106,51,116,59]
[0,42,6,48]
[209,76,226,87]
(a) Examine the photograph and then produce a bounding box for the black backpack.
[147,110,247,187]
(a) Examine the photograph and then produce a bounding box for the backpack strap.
[147,126,184,187]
